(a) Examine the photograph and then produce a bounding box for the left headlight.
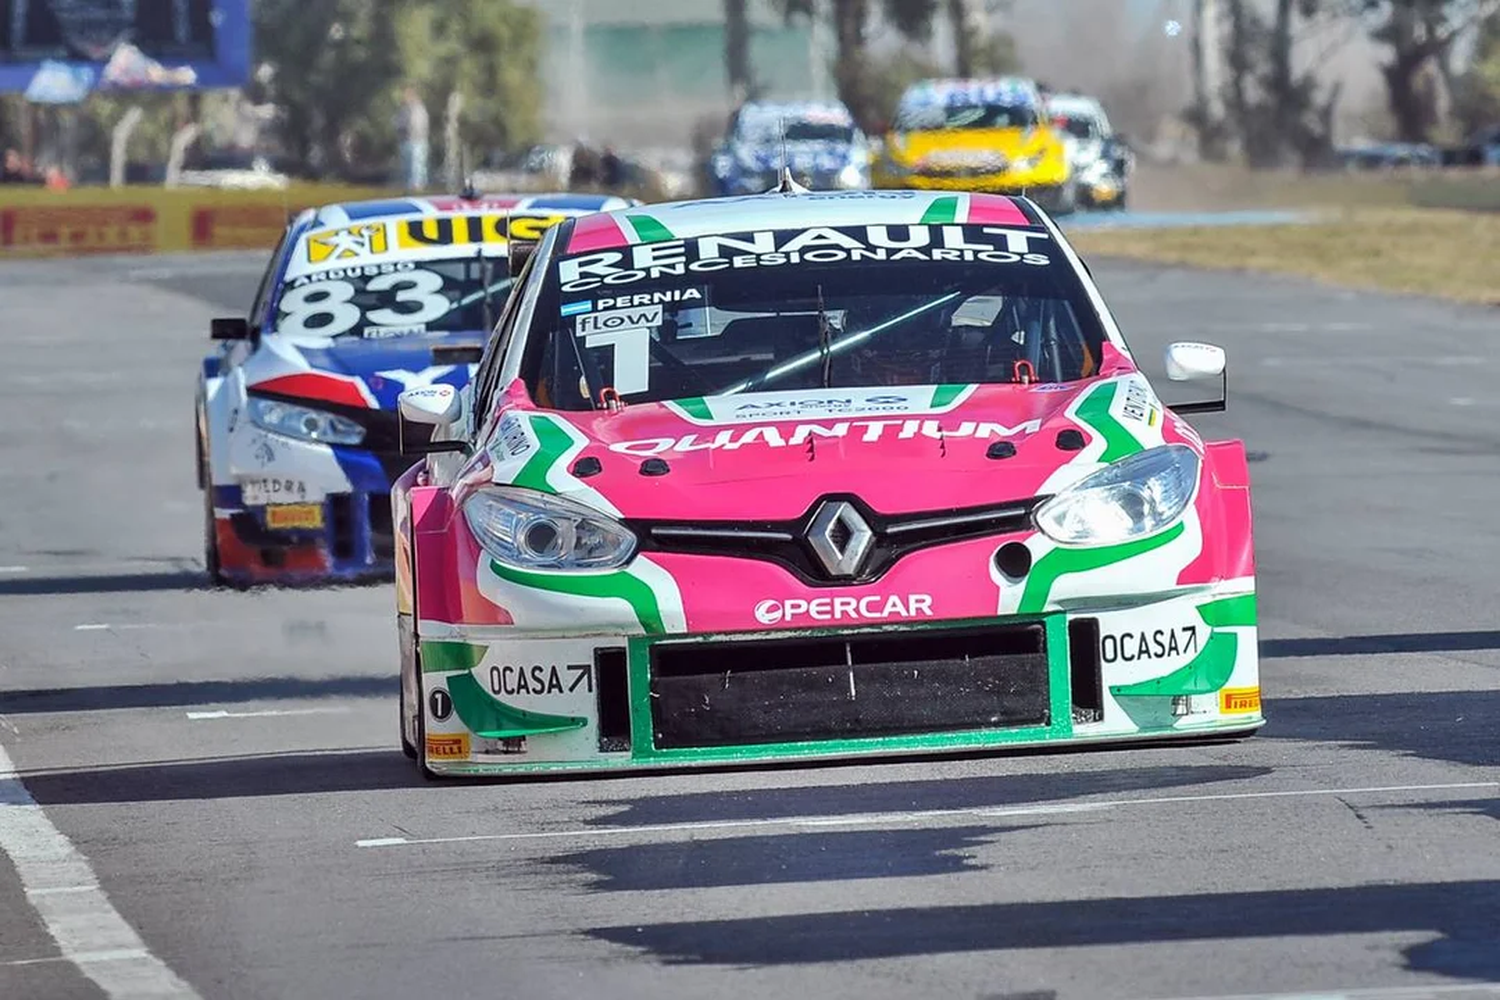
[837,161,867,188]
[248,397,366,446]
[463,486,637,572]
[1033,444,1200,546]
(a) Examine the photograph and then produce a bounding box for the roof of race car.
[1046,94,1107,118]
[563,190,1042,255]
[736,99,855,126]
[303,192,633,228]
[284,192,634,280]
[897,76,1042,109]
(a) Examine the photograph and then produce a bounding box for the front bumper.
[414,586,1262,776]
[211,482,396,583]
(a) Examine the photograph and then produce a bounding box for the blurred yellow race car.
[874,77,1077,214]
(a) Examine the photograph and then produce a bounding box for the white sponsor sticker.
[575,303,663,335]
[753,594,934,626]
[239,477,318,506]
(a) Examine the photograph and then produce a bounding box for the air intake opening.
[650,625,1050,748]
[594,647,631,752]
[1068,617,1104,724]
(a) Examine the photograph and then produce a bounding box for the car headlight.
[1033,445,1200,546]
[463,486,637,571]
[248,397,365,446]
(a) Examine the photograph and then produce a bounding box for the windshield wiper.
[817,284,832,388]
[479,246,495,334]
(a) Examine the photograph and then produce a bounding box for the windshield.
[738,119,855,146]
[524,224,1105,411]
[895,101,1039,131]
[1053,114,1100,140]
[273,258,512,339]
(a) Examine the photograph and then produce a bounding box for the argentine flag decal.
[560,300,592,317]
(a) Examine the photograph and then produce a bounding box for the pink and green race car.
[391,187,1260,777]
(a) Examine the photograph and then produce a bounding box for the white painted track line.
[185,707,351,720]
[0,741,201,999]
[355,779,1500,849]
[1146,982,1500,1000]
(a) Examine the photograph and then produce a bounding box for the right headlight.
[248,397,365,446]
[463,486,636,572]
[1033,444,1200,546]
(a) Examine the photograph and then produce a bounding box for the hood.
[247,332,483,410]
[890,127,1063,169]
[498,381,1148,522]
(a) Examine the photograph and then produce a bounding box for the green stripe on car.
[625,214,675,243]
[919,195,961,224]
[1073,382,1138,463]
[1018,523,1185,614]
[1109,631,1238,697]
[445,672,586,738]
[489,560,668,634]
[420,640,488,673]
[509,415,575,494]
[1197,592,1256,628]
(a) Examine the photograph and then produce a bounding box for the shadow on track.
[546,824,1036,892]
[584,881,1500,980]
[0,570,209,596]
[583,765,1272,828]
[1263,630,1500,658]
[1264,689,1500,769]
[19,749,423,802]
[0,569,389,595]
[1,675,394,714]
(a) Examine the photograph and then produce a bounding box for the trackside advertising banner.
[0,187,388,258]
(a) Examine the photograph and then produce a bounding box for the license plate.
[264,503,324,530]
[240,477,311,505]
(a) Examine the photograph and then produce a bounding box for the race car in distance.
[873,77,1076,213]
[196,192,635,586]
[1046,92,1134,210]
[707,99,870,195]
[392,185,1261,777]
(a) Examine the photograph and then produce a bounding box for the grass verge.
[1068,207,1500,306]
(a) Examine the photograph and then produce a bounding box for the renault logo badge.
[806,501,874,578]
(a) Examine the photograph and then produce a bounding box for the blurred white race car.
[1046,93,1133,211]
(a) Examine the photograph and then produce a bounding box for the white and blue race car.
[195,192,634,585]
[708,100,870,195]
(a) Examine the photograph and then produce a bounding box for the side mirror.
[211,317,251,340]
[1164,342,1226,381]
[398,385,460,425]
[397,385,471,457]
[1163,342,1227,414]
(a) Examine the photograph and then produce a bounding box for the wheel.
[398,616,419,760]
[411,657,439,782]
[1056,178,1080,216]
[399,675,418,760]
[408,632,438,779]
[201,462,224,586]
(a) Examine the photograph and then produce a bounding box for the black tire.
[399,673,418,760]
[1056,178,1080,216]
[411,661,439,781]
[201,462,224,587]
[399,618,419,760]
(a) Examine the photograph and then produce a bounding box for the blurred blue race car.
[708,100,871,194]
[194,192,635,586]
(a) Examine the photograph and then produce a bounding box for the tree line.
[1188,0,1499,167]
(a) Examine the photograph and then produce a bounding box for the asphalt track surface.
[2,245,1499,1000]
